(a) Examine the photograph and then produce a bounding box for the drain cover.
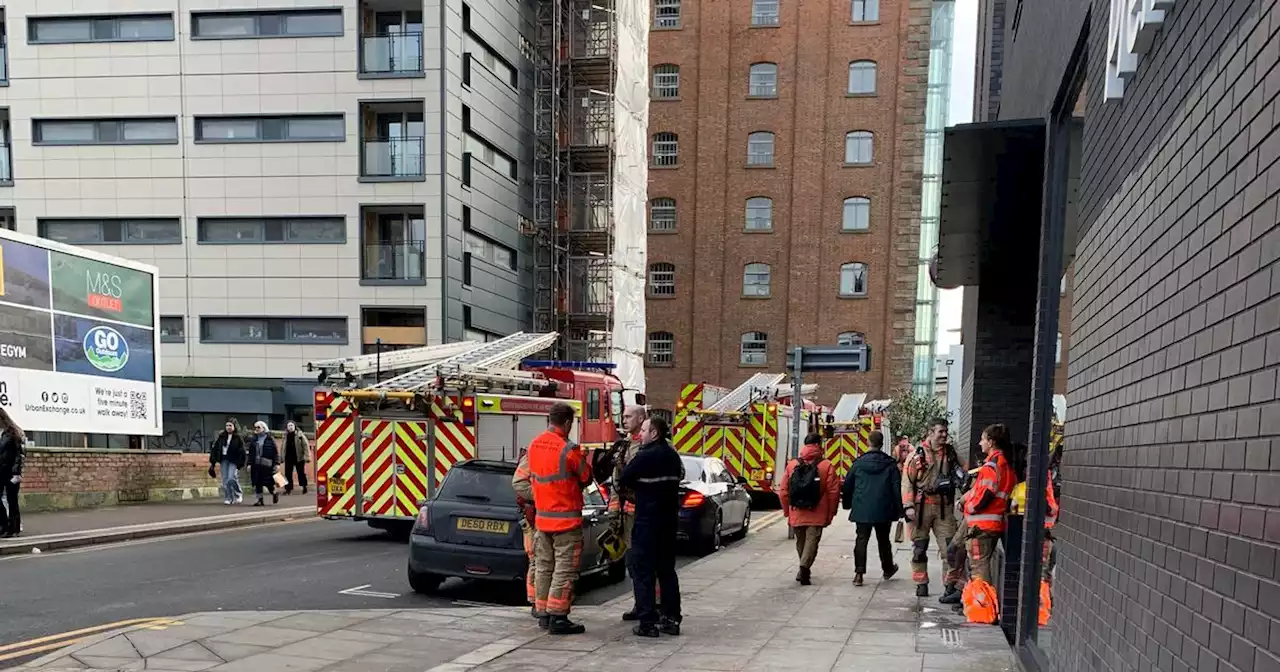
[941,628,963,648]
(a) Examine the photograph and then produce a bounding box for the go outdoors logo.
[83,325,130,373]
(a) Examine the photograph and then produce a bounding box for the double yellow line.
[0,618,171,663]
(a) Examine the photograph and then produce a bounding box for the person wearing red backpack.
[779,434,841,585]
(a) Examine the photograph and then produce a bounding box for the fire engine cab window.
[438,464,517,508]
[610,390,624,429]
[587,389,601,420]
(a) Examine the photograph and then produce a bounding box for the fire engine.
[816,393,883,479]
[306,332,640,533]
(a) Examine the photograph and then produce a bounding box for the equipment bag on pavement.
[962,577,999,625]
[788,460,823,509]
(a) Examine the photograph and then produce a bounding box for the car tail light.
[412,505,432,536]
[682,492,705,508]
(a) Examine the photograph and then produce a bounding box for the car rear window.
[679,456,704,482]
[438,466,518,507]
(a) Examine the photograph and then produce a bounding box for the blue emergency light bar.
[522,360,617,371]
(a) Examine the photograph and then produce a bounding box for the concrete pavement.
[12,513,1015,672]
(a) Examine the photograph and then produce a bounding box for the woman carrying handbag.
[248,421,281,506]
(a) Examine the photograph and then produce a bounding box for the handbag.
[894,520,905,543]
[257,457,274,468]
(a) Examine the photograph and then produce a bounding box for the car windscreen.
[679,456,705,483]
[438,466,519,507]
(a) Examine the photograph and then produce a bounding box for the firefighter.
[611,404,648,621]
[901,418,965,598]
[619,416,684,637]
[962,424,1019,584]
[529,402,593,635]
[511,447,537,616]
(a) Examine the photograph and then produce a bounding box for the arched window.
[748,62,778,97]
[844,131,873,164]
[647,331,675,365]
[743,263,771,297]
[751,0,779,25]
[649,197,677,231]
[745,197,773,231]
[740,331,768,365]
[837,331,865,346]
[847,60,877,95]
[652,132,679,167]
[747,131,775,167]
[852,0,879,22]
[648,262,675,296]
[840,262,868,296]
[652,64,680,99]
[842,197,870,231]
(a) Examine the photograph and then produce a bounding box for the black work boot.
[530,606,540,619]
[537,614,550,630]
[883,564,899,581]
[632,623,660,638]
[621,608,639,621]
[658,617,681,636]
[939,585,962,604]
[797,566,812,586]
[548,615,586,635]
[916,584,929,598]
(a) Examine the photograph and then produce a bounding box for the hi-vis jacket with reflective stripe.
[608,433,642,515]
[529,427,593,533]
[963,448,1016,534]
[1009,471,1059,529]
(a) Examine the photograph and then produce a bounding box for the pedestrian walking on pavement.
[282,421,311,495]
[902,418,966,598]
[247,421,281,506]
[779,433,841,586]
[611,404,647,622]
[841,430,902,587]
[619,416,685,638]
[511,447,539,615]
[0,408,26,538]
[211,420,247,505]
[529,402,593,635]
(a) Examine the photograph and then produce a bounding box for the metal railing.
[360,32,424,75]
[362,240,426,281]
[363,136,426,178]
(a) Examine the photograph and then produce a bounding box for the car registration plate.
[457,517,510,534]
[748,469,765,481]
[329,480,346,495]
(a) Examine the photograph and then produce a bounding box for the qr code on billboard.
[129,391,149,420]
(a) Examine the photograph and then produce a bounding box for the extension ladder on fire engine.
[306,341,483,379]
[365,331,560,392]
[703,373,787,414]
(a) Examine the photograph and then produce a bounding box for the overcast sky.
[936,0,977,350]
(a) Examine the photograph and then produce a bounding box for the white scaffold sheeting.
[611,0,650,392]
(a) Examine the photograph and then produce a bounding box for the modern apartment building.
[0,0,535,448]
[642,0,936,411]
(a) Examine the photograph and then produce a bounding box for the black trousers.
[284,455,307,490]
[1,480,20,535]
[854,522,894,574]
[631,530,681,626]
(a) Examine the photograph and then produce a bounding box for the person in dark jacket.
[247,421,281,506]
[210,420,247,505]
[0,408,26,538]
[841,430,903,587]
[619,416,684,638]
[282,421,311,495]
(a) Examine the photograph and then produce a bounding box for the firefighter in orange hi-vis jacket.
[963,424,1018,584]
[529,402,593,635]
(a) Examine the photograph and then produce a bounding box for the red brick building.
[643,0,932,411]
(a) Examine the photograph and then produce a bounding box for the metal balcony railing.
[362,136,426,179]
[360,32,424,75]
[362,240,426,281]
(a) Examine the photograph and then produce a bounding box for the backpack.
[962,577,1000,625]
[788,460,823,509]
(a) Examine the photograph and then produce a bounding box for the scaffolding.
[533,0,648,391]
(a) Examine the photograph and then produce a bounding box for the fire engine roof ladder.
[831,393,868,422]
[306,341,485,379]
[364,332,561,393]
[703,373,787,414]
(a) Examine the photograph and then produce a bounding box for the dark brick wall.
[973,0,1005,122]
[1047,1,1280,671]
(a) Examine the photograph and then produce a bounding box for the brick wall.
[19,449,213,512]
[1050,1,1280,671]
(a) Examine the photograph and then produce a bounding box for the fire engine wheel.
[702,512,724,555]
[408,565,443,594]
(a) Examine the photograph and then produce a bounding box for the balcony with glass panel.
[359,5,424,78]
[361,205,426,284]
[360,102,426,181]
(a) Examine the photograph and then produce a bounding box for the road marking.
[0,617,171,662]
[338,584,402,599]
[0,519,319,562]
[452,599,500,608]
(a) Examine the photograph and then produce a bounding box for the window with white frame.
[847,61,877,95]
[840,262,868,296]
[852,0,879,23]
[647,331,675,365]
[745,197,773,231]
[652,132,679,167]
[743,263,771,297]
[652,64,680,99]
[748,62,778,97]
[747,132,775,167]
[654,0,681,28]
[751,0,780,25]
[740,332,768,365]
[844,131,873,164]
[649,198,677,231]
[648,262,676,296]
[842,197,870,231]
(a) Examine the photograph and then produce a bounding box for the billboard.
[0,229,161,435]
